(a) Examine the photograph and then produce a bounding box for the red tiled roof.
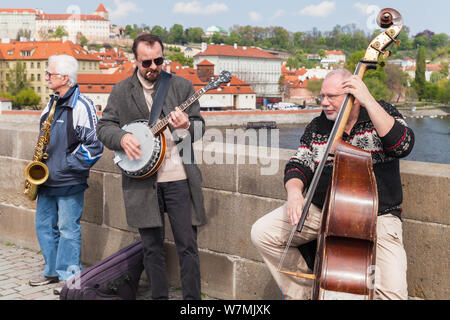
[95,3,108,13]
[0,40,100,61]
[426,64,442,72]
[36,13,108,21]
[285,75,320,89]
[163,61,255,94]
[405,64,442,72]
[195,44,280,60]
[326,50,345,55]
[78,67,134,94]
[197,59,215,66]
[92,49,128,65]
[281,62,307,77]
[0,8,36,14]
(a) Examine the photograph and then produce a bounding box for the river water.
[212,116,449,165]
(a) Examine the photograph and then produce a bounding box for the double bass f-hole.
[277,8,403,300]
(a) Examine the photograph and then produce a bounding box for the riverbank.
[0,105,448,127]
[397,106,449,118]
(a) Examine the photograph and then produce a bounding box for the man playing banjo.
[97,33,207,300]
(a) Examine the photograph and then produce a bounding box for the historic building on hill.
[0,4,110,42]
[0,40,100,105]
[194,43,282,105]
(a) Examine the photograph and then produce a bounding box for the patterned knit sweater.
[284,100,415,218]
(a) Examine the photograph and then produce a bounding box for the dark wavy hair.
[132,33,164,59]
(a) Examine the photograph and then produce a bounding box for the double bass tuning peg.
[382,50,392,59]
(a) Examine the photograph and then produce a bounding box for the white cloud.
[172,1,228,15]
[249,11,263,22]
[270,9,287,20]
[107,0,139,20]
[354,2,370,15]
[299,1,336,17]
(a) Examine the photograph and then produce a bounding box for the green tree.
[16,29,31,40]
[437,79,450,104]
[51,26,69,39]
[6,62,30,96]
[167,52,193,67]
[168,24,186,44]
[150,25,167,42]
[124,25,138,39]
[307,79,323,97]
[224,30,240,45]
[14,89,41,108]
[209,32,224,44]
[439,61,449,78]
[414,46,427,101]
[430,33,448,50]
[385,64,408,102]
[423,82,439,101]
[78,33,88,47]
[185,27,204,43]
[430,71,443,83]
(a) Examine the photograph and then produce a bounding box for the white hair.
[48,55,79,87]
[324,68,353,81]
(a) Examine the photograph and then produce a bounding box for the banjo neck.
[151,87,207,135]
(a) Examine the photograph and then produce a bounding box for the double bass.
[278,8,403,300]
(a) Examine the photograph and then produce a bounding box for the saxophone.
[24,94,59,201]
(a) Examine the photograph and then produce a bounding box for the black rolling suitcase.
[58,240,144,300]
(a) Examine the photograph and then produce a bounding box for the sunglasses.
[140,57,164,68]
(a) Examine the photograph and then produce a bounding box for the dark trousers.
[138,179,201,300]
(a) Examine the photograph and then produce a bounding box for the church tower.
[95,3,109,20]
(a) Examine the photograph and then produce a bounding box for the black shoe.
[29,274,59,286]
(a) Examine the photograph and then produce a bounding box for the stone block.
[165,241,284,300]
[195,142,237,192]
[403,219,449,300]
[0,203,39,251]
[0,157,25,191]
[17,129,40,161]
[165,242,236,300]
[237,146,291,200]
[80,221,139,266]
[234,259,283,300]
[401,160,450,225]
[103,173,136,233]
[92,147,122,174]
[198,188,284,261]
[0,128,15,158]
[82,171,104,225]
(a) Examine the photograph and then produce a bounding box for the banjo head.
[114,121,161,176]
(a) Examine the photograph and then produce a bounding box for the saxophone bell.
[23,94,59,201]
[24,161,49,201]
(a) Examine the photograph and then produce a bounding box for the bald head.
[324,68,353,82]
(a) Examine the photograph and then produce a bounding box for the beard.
[143,68,160,82]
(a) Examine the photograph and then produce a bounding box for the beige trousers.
[250,203,408,300]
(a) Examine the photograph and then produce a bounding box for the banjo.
[114,70,232,178]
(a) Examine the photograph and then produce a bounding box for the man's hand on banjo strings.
[121,133,142,161]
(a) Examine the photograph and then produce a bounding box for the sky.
[5,0,450,37]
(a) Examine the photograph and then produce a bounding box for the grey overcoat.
[97,69,207,228]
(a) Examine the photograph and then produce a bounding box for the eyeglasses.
[317,93,346,104]
[139,57,164,68]
[45,71,61,78]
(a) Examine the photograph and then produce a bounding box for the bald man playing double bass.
[251,69,414,300]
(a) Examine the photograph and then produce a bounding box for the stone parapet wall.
[0,122,448,300]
